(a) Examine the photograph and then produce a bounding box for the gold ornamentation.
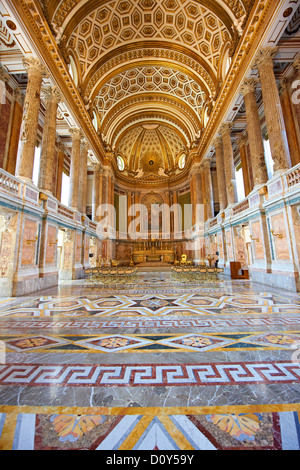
[26,235,38,245]
[270,229,283,239]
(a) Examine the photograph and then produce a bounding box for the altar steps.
[136,262,171,268]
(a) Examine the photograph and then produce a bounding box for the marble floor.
[0,268,300,450]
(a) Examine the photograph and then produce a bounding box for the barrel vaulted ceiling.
[38,0,251,180]
[1,0,299,183]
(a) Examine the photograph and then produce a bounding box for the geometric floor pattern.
[2,404,300,450]
[1,269,300,451]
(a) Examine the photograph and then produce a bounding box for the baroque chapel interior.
[0,0,300,452]
[0,0,299,295]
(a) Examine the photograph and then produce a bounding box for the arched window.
[117,155,125,171]
[92,111,98,131]
[178,154,186,169]
[221,49,232,81]
[203,108,209,128]
[61,172,70,206]
[68,56,78,87]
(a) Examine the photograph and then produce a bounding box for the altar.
[132,241,175,264]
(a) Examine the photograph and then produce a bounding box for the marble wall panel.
[251,221,264,260]
[116,243,131,263]
[217,232,224,259]
[225,230,233,259]
[21,219,39,266]
[271,213,290,260]
[0,214,18,278]
[75,232,82,263]
[84,235,90,263]
[45,225,58,265]
[234,228,247,268]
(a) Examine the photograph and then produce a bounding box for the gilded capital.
[201,159,211,169]
[240,78,259,96]
[80,139,90,153]
[220,122,233,136]
[22,57,49,78]
[212,135,222,148]
[237,133,248,147]
[189,162,202,176]
[0,66,9,83]
[42,85,62,104]
[293,54,300,72]
[13,87,24,105]
[69,127,82,140]
[252,47,278,70]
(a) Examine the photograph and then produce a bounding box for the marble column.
[240,78,268,187]
[92,164,101,221]
[280,78,300,167]
[238,134,251,196]
[213,136,227,211]
[98,166,103,216]
[102,166,109,206]
[253,47,291,172]
[190,164,204,227]
[127,191,133,238]
[68,127,82,210]
[172,189,179,238]
[241,79,268,187]
[56,142,65,201]
[5,88,24,176]
[16,57,48,181]
[220,123,238,205]
[202,159,214,220]
[79,140,89,215]
[39,86,62,194]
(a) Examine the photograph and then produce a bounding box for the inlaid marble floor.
[0,269,300,450]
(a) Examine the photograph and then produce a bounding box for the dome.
[116,123,188,179]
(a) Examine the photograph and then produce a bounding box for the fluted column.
[56,142,65,201]
[5,88,24,175]
[92,164,101,221]
[202,159,214,220]
[253,47,291,172]
[68,127,82,210]
[280,78,300,167]
[102,166,109,206]
[127,191,133,238]
[98,167,103,215]
[79,140,89,215]
[39,86,62,194]
[240,78,268,187]
[220,123,238,205]
[190,163,203,227]
[237,134,251,196]
[213,136,227,211]
[172,189,179,238]
[16,57,48,181]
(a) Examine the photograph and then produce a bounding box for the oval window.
[117,155,125,171]
[178,154,186,169]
